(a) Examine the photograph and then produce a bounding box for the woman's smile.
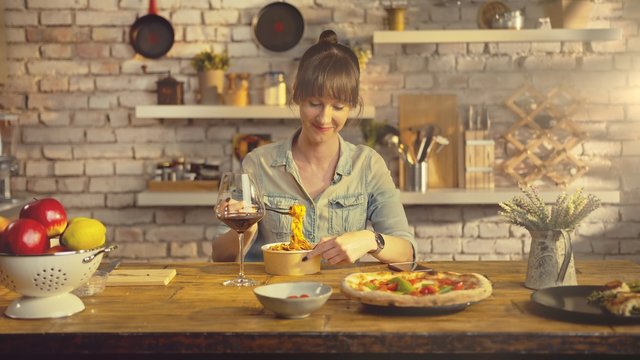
[312,122,335,133]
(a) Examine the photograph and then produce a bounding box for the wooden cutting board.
[399,94,463,188]
[106,269,177,286]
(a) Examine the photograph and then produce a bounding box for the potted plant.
[499,185,600,289]
[191,49,230,104]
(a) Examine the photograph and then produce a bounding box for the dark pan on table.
[530,285,640,324]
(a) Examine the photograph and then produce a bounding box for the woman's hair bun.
[318,30,338,44]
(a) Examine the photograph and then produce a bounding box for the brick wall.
[1,0,639,263]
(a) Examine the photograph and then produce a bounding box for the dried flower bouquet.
[499,185,600,231]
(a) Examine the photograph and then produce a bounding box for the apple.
[4,219,50,255]
[0,232,9,253]
[19,198,68,237]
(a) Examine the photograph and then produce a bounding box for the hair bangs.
[293,53,359,108]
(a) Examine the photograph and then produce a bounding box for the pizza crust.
[341,271,492,307]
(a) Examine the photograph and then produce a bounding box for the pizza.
[341,270,492,307]
[587,280,640,316]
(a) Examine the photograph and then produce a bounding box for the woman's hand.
[304,230,376,264]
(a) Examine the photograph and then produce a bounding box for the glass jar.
[263,71,286,106]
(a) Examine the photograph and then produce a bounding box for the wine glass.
[215,172,264,287]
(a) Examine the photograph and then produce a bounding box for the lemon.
[61,217,106,251]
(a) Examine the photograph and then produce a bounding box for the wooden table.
[1,261,639,359]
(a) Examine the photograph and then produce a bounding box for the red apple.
[4,219,50,255]
[0,232,9,253]
[19,198,68,237]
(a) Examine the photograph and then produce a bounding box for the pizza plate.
[359,300,476,316]
[530,285,640,324]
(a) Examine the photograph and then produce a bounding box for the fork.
[266,208,290,215]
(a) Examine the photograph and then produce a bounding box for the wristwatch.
[368,231,385,255]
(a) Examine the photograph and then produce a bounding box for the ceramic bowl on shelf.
[253,281,332,319]
[261,242,321,275]
[0,245,116,319]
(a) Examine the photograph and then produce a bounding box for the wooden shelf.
[136,188,620,207]
[373,29,622,44]
[135,105,376,119]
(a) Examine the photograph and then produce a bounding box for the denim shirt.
[241,129,416,261]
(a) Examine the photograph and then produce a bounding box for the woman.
[212,30,415,264]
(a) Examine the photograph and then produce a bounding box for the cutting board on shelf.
[106,269,177,286]
[399,94,463,188]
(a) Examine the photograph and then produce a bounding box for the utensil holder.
[464,131,494,189]
[400,161,428,193]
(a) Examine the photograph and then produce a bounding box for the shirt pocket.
[329,193,367,235]
[263,194,297,242]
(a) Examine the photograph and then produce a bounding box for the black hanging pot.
[130,0,175,59]
[253,2,304,52]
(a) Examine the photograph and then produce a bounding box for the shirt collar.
[271,129,353,177]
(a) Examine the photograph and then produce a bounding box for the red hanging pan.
[130,0,174,59]
[253,2,304,52]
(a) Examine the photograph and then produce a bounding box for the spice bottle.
[263,71,287,106]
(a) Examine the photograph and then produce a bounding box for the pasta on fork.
[269,204,313,251]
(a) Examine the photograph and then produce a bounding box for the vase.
[197,69,225,104]
[525,229,577,290]
[543,0,593,29]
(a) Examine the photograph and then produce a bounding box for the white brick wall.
[1,0,638,262]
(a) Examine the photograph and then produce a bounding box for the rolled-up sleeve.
[365,151,416,257]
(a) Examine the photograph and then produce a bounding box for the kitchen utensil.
[129,0,174,59]
[266,207,290,215]
[388,262,434,272]
[375,124,400,145]
[531,286,640,324]
[0,245,116,319]
[72,259,121,297]
[107,268,176,286]
[383,133,413,164]
[399,94,462,188]
[416,136,428,163]
[400,161,428,193]
[477,1,510,29]
[253,2,304,52]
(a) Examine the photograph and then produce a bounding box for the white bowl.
[261,242,321,275]
[253,281,332,319]
[0,245,116,319]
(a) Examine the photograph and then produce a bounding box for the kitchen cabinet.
[373,29,622,44]
[136,188,620,207]
[135,105,376,120]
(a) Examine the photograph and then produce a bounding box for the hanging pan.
[129,0,175,59]
[253,2,304,52]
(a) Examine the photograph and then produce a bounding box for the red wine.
[219,212,263,233]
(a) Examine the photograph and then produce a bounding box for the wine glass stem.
[238,232,245,278]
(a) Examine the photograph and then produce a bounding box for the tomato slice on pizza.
[341,271,492,307]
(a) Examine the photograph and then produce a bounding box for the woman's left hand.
[305,230,375,264]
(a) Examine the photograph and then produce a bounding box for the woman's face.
[298,96,351,144]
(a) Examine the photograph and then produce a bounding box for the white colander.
[0,245,117,319]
